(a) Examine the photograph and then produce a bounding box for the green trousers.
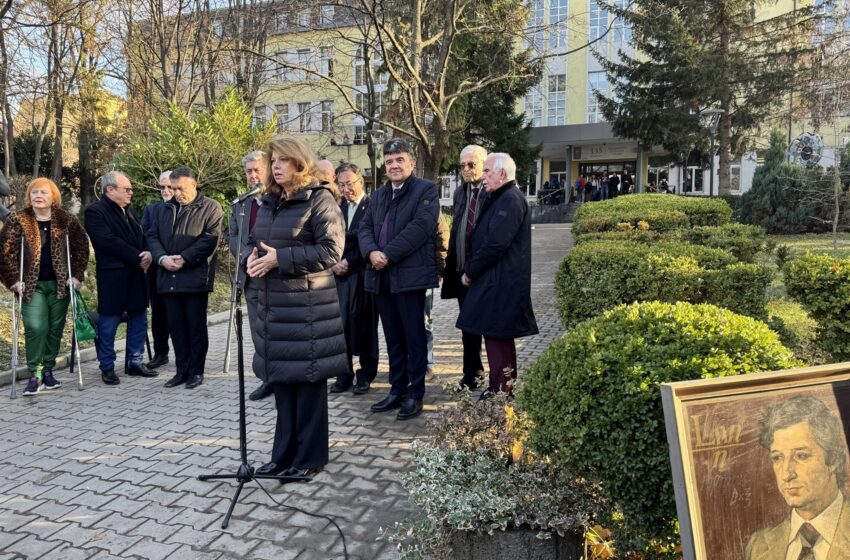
[21,280,70,377]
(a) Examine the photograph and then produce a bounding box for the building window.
[321,101,334,132]
[298,102,313,132]
[354,125,368,144]
[549,0,568,50]
[611,0,633,43]
[298,9,311,27]
[528,0,545,51]
[275,104,289,132]
[321,5,334,24]
[253,105,268,128]
[297,48,312,80]
[547,74,566,126]
[586,71,608,123]
[275,13,287,32]
[356,91,386,117]
[354,44,387,87]
[730,165,741,192]
[320,46,334,77]
[525,86,543,127]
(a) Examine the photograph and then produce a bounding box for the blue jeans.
[96,309,147,372]
[425,288,434,365]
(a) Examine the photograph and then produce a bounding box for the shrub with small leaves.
[519,301,798,558]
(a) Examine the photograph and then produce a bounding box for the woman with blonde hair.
[246,135,347,479]
[0,178,89,395]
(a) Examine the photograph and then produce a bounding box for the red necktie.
[465,187,480,238]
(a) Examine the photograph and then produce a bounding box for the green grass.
[767,232,850,259]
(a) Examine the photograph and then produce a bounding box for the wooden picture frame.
[661,362,850,560]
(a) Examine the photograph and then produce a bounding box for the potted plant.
[382,388,606,560]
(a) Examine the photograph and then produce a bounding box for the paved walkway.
[0,224,574,560]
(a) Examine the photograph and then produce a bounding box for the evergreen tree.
[598,0,819,195]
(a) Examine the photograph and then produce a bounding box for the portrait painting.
[662,363,850,560]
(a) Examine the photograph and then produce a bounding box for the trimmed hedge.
[784,253,850,360]
[572,193,733,236]
[555,240,772,327]
[519,301,798,557]
[576,223,766,263]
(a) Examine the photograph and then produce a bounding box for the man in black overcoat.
[456,153,538,394]
[329,163,379,395]
[141,170,172,369]
[441,144,487,390]
[85,171,157,385]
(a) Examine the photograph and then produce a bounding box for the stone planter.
[449,527,584,560]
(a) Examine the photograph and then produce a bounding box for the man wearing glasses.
[85,171,157,385]
[141,171,173,370]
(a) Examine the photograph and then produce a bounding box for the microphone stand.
[199,195,308,529]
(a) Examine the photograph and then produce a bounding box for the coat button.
[170,287,174,290]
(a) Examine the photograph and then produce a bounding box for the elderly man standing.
[147,167,222,389]
[441,145,487,390]
[359,138,439,420]
[85,171,157,385]
[141,170,172,369]
[330,163,379,395]
[457,153,538,394]
[229,151,272,401]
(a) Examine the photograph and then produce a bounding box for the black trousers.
[375,274,427,400]
[148,270,170,356]
[455,271,484,383]
[271,381,329,469]
[243,279,261,382]
[336,272,379,386]
[163,293,209,379]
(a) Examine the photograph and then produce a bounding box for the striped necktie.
[465,186,480,238]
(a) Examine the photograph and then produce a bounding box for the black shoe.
[249,382,273,401]
[146,354,169,369]
[101,369,120,385]
[164,375,186,388]
[459,369,484,390]
[371,393,405,413]
[185,374,204,389]
[283,466,323,479]
[396,398,423,421]
[255,462,287,476]
[329,380,353,393]
[127,363,158,377]
[352,381,371,395]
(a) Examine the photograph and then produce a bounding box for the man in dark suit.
[85,171,158,385]
[228,151,271,401]
[358,138,439,420]
[140,170,172,369]
[329,163,379,395]
[441,144,486,390]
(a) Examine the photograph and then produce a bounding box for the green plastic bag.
[72,290,97,342]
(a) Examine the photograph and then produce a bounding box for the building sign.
[573,143,637,162]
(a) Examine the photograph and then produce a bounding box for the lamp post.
[340,133,353,164]
[699,108,725,197]
[367,125,386,193]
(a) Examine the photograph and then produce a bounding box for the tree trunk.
[833,165,841,250]
[52,101,64,184]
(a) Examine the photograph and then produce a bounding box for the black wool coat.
[146,192,223,294]
[85,197,149,315]
[441,181,487,300]
[247,185,348,384]
[357,175,439,294]
[456,181,539,339]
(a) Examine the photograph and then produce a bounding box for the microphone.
[232,184,262,204]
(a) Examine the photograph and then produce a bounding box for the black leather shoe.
[185,374,204,389]
[249,382,273,401]
[101,369,120,385]
[146,354,169,369]
[284,466,323,478]
[127,363,158,377]
[255,462,287,475]
[352,381,371,395]
[164,375,186,388]
[396,398,423,421]
[370,393,405,413]
[329,380,353,393]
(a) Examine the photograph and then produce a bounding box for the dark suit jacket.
[229,197,260,289]
[339,194,371,275]
[745,495,850,560]
[85,197,148,315]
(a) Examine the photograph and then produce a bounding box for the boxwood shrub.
[572,193,732,236]
[784,253,850,360]
[555,240,772,327]
[518,301,798,557]
[576,223,766,263]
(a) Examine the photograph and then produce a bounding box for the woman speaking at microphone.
[245,135,347,479]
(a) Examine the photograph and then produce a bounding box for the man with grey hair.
[229,151,272,400]
[141,170,173,369]
[456,153,537,395]
[316,159,341,202]
[441,144,487,390]
[85,171,156,385]
[745,395,850,560]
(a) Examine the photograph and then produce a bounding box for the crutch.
[9,237,24,399]
[66,233,84,391]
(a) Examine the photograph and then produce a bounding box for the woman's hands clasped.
[247,242,279,278]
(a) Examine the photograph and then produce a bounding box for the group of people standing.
[574,171,633,202]
[0,134,538,479]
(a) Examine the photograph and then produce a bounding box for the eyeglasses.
[111,186,133,193]
[338,181,361,189]
[460,162,480,169]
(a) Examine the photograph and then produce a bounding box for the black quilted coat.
[246,184,348,384]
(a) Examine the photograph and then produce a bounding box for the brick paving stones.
[0,224,573,559]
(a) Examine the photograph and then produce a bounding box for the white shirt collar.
[788,491,844,548]
[351,193,365,206]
